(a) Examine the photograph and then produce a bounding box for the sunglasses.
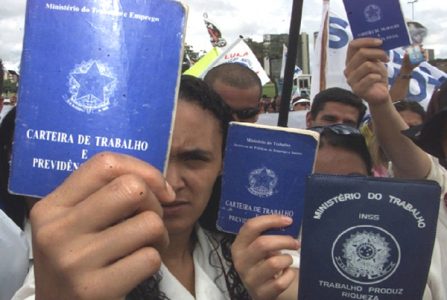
[308,123,362,136]
[231,107,260,120]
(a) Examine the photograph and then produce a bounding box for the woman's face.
[163,100,223,236]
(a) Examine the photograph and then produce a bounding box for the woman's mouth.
[162,200,189,217]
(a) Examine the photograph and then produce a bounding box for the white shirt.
[159,227,230,300]
[12,226,233,300]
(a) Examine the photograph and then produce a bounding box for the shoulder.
[425,155,447,192]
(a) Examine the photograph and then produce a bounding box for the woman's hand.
[31,152,175,300]
[232,215,300,300]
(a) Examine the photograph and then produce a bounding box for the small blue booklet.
[9,0,187,197]
[217,122,319,236]
[343,0,410,50]
[298,174,440,300]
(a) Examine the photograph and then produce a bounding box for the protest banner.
[183,47,220,77]
[202,37,271,85]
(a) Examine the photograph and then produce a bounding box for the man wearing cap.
[204,63,262,123]
[345,37,446,300]
[291,97,310,111]
[306,87,367,128]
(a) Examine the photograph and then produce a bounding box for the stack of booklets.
[9,0,187,197]
[298,174,440,300]
[217,122,319,236]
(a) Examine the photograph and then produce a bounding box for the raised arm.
[344,38,431,179]
[389,52,421,102]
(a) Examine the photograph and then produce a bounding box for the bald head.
[204,63,262,122]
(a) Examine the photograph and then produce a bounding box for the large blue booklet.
[9,0,187,197]
[298,174,440,300]
[217,122,319,236]
[343,0,410,50]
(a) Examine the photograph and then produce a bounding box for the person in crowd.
[394,100,426,127]
[9,94,17,106]
[204,63,262,123]
[291,97,310,111]
[305,87,367,128]
[361,100,426,177]
[407,80,447,169]
[360,119,390,177]
[345,37,446,300]
[260,94,271,113]
[14,75,300,300]
[239,39,446,300]
[311,124,372,176]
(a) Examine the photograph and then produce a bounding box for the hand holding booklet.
[217,122,319,236]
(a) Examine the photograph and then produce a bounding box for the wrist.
[398,73,412,79]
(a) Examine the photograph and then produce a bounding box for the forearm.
[368,97,431,179]
[344,38,431,179]
[389,74,411,102]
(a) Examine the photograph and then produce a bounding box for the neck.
[161,227,197,296]
[162,227,195,263]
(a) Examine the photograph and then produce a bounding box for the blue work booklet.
[298,174,440,300]
[9,0,187,197]
[343,0,411,50]
[217,122,319,236]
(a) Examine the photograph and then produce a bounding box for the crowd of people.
[0,37,446,300]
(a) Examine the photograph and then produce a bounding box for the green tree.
[244,38,264,64]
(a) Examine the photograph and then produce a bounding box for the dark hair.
[318,128,373,176]
[204,62,262,99]
[179,75,233,147]
[412,80,447,164]
[0,107,28,229]
[310,87,367,126]
[394,100,426,122]
[127,76,249,300]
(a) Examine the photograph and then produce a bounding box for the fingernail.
[165,181,176,200]
[282,216,293,224]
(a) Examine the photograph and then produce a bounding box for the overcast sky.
[1,0,446,71]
